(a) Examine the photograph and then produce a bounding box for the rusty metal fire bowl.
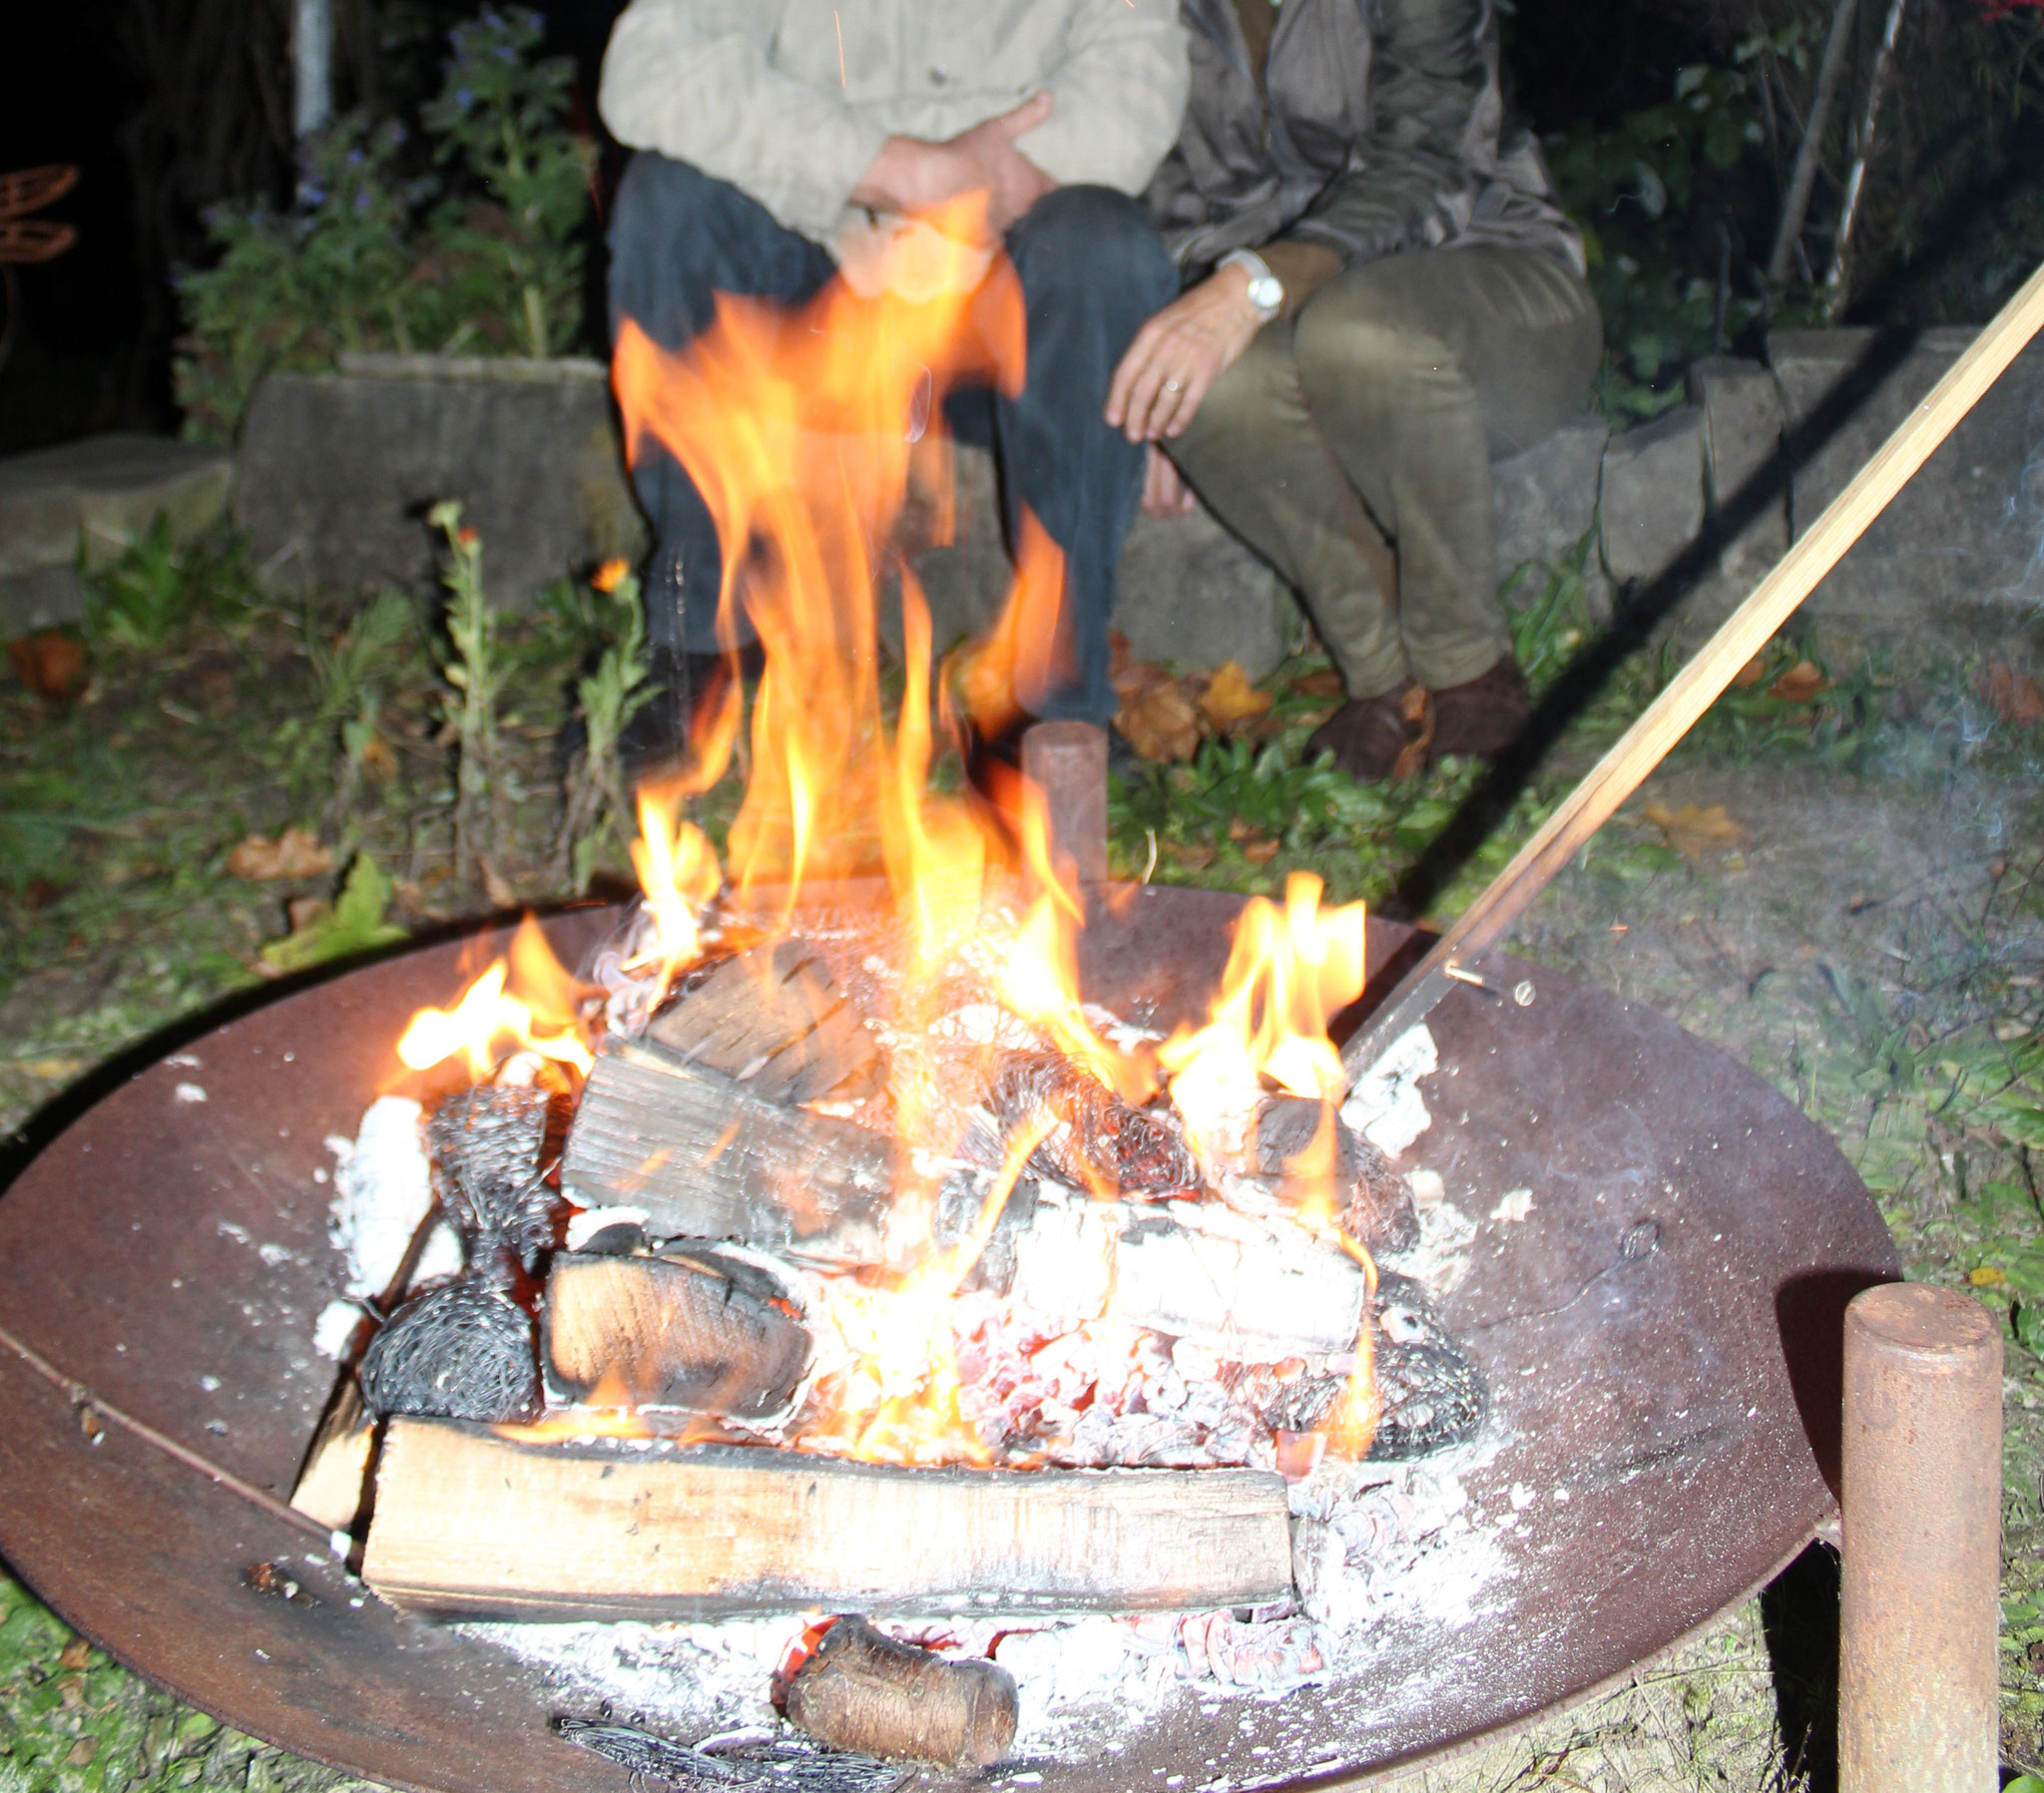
[0,889,1897,1790]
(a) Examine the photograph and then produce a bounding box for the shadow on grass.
[1762,1541,1841,1791]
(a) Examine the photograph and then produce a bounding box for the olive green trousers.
[1167,245,1603,699]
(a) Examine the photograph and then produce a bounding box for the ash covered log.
[1009,1193,1370,1358]
[648,941,883,1105]
[361,1417,1293,1619]
[785,1616,1018,1767]
[543,1250,810,1417]
[564,1039,900,1267]
[1249,1096,1416,1253]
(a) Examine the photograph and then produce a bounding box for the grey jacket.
[1146,0,1584,277]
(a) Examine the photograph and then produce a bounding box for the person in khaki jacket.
[1111,0,1602,782]
[599,0,1188,766]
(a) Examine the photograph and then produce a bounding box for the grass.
[4,526,2044,1787]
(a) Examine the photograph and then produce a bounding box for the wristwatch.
[1219,247,1284,321]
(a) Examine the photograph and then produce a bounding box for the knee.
[608,154,763,300]
[1008,187,1177,314]
[1292,297,1455,404]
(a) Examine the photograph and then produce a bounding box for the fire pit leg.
[1021,720,1108,885]
[1838,1283,2001,1791]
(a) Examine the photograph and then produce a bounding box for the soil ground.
[3,558,2042,1791]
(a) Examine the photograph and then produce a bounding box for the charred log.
[648,940,884,1105]
[1367,1272,1488,1459]
[784,1616,1019,1768]
[427,1084,561,1271]
[557,1719,908,1793]
[1250,1096,1416,1254]
[542,1251,810,1418]
[990,1051,1195,1198]
[357,1280,542,1424]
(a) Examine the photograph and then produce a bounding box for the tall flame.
[396,917,594,1082]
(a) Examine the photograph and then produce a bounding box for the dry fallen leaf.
[479,856,519,910]
[1242,837,1281,865]
[1160,838,1218,870]
[1980,661,2044,728]
[1294,669,1346,698]
[1768,659,1827,701]
[1197,661,1274,734]
[1732,654,1768,689]
[66,1737,97,1767]
[1641,801,1746,861]
[1116,675,1203,762]
[6,630,87,700]
[58,1637,91,1671]
[285,895,329,933]
[227,826,333,882]
[358,731,399,780]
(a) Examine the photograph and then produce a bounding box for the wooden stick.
[361,1417,1294,1619]
[1342,255,2044,1080]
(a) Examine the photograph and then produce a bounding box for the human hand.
[1105,265,1266,443]
[1141,446,1199,519]
[851,94,1055,236]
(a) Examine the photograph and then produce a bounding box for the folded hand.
[852,94,1057,238]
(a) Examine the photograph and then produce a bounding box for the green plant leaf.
[258,855,407,972]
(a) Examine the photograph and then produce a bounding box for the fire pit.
[0,886,1895,1790]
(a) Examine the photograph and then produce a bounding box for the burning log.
[1249,1096,1416,1254]
[989,1051,1194,1197]
[784,1616,1018,1768]
[647,940,884,1104]
[357,1281,542,1425]
[542,1251,811,1418]
[1008,1193,1369,1359]
[564,1040,900,1268]
[361,1417,1294,1619]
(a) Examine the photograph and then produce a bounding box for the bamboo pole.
[1342,253,2044,1078]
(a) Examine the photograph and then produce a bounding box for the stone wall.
[8,329,2038,663]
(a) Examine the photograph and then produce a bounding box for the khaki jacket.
[1147,0,1583,277]
[600,0,1190,251]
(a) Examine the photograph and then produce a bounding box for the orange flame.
[1159,872,1368,1158]
[397,918,595,1082]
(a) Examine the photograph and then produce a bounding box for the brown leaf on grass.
[1640,801,1745,861]
[6,630,87,700]
[1197,661,1274,734]
[66,1737,97,1767]
[1980,661,2044,728]
[1294,669,1346,698]
[1160,838,1217,870]
[58,1637,91,1670]
[227,827,333,882]
[285,895,328,933]
[1116,675,1203,762]
[358,732,399,780]
[1768,660,1827,701]
[1242,837,1281,865]
[1732,654,1767,688]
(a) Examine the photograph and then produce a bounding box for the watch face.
[1250,273,1283,312]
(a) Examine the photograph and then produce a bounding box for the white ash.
[312,1299,366,1361]
[1338,1023,1437,1157]
[1488,1187,1534,1224]
[323,1096,462,1300]
[1377,1172,1478,1297]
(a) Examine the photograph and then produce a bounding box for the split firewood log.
[289,1375,377,1532]
[648,940,884,1104]
[784,1617,1018,1768]
[362,1416,1294,1619]
[542,1250,811,1417]
[564,1040,901,1267]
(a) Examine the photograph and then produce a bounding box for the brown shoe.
[1306,679,1434,782]
[1429,658,1529,762]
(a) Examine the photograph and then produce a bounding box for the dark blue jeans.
[608,153,1177,725]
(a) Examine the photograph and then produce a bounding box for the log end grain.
[786,1617,1019,1768]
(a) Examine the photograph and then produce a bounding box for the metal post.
[1838,1282,2001,1791]
[1019,720,1108,886]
